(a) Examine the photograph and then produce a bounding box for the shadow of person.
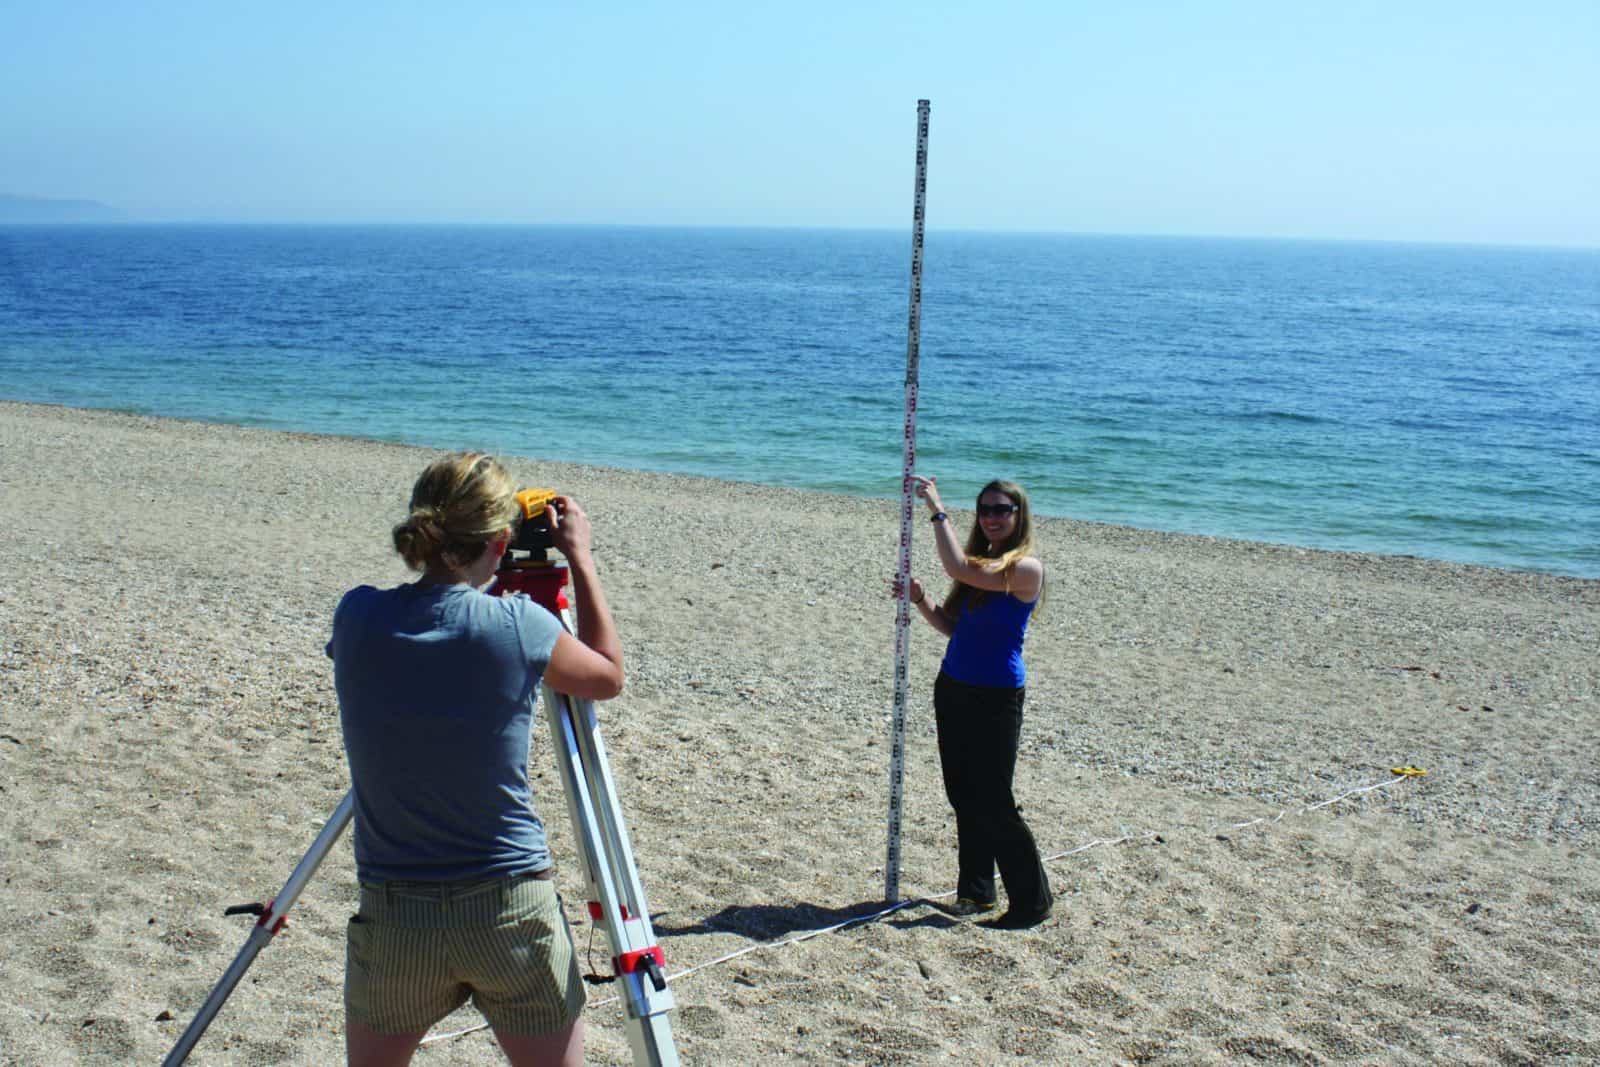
[653,898,938,942]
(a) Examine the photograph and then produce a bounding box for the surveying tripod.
[165,491,678,1066]
[498,532,679,1066]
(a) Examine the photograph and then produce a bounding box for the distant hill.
[0,194,126,222]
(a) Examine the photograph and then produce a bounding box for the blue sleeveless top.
[941,589,1036,688]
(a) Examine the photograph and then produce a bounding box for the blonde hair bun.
[392,454,518,572]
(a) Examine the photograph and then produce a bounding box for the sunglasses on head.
[977,502,1019,517]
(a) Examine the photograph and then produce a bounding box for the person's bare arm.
[541,496,624,700]
[912,475,1042,602]
[897,574,956,636]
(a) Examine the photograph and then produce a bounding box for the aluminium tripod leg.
[163,792,355,1066]
[541,682,679,1066]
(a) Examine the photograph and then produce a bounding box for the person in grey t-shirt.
[328,452,623,1067]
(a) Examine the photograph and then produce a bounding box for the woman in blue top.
[329,452,623,1067]
[903,475,1052,929]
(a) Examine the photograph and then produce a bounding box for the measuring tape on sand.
[886,98,930,904]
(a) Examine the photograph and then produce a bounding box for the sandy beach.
[1,399,1596,1065]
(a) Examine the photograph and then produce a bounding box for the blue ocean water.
[2,224,1597,577]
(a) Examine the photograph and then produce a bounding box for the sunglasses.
[977,502,1019,517]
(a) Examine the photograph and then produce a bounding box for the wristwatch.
[930,511,947,523]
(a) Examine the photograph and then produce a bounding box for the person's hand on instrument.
[548,495,593,561]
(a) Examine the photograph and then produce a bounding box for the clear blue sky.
[4,1,1597,246]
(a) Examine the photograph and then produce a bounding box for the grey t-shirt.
[328,581,563,883]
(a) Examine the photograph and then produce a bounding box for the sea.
[1,224,1596,578]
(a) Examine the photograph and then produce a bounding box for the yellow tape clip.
[1390,766,1428,777]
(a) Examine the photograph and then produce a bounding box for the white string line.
[420,773,1416,1048]
[1039,772,1413,863]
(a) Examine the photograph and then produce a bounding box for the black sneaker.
[947,897,997,917]
[985,906,1052,930]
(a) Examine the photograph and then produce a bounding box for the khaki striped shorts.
[345,873,586,1036]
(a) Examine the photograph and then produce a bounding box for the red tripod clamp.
[616,946,669,992]
[222,898,288,934]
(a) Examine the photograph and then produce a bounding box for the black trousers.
[933,672,1051,914]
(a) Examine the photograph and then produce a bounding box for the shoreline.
[5,398,1593,585]
[2,401,1596,1064]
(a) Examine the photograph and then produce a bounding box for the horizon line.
[2,216,1597,253]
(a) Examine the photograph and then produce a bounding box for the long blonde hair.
[391,452,518,572]
[941,479,1044,617]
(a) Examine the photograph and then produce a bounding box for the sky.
[3,1,1598,246]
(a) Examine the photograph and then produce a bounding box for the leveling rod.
[886,98,931,904]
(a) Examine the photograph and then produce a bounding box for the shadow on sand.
[650,897,959,942]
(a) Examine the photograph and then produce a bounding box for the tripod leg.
[542,684,678,1066]
[163,793,354,1066]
